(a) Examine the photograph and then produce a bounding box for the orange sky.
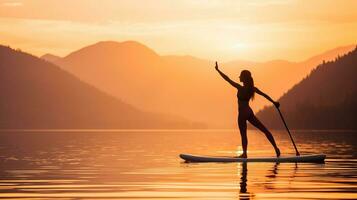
[0,0,356,61]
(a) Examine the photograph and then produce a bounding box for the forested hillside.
[257,47,357,129]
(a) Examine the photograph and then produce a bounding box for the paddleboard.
[180,154,326,163]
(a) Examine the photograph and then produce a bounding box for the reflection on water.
[239,162,249,199]
[0,130,356,199]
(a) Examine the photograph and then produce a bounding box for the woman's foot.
[275,147,281,157]
[235,153,247,158]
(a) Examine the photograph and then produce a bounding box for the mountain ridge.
[0,45,203,129]
[41,53,61,63]
[46,41,355,128]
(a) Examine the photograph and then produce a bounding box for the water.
[0,130,356,199]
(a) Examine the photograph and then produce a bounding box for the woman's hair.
[240,70,255,100]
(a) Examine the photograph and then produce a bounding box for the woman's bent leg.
[238,117,248,158]
[248,115,280,156]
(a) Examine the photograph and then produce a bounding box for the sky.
[0,0,356,62]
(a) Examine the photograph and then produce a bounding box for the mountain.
[50,41,355,128]
[0,45,202,129]
[41,53,61,63]
[54,42,229,127]
[55,41,165,112]
[256,46,357,129]
[304,45,357,66]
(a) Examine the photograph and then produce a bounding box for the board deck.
[180,154,326,163]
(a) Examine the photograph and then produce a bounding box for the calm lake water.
[0,130,356,200]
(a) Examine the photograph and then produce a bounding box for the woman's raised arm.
[215,62,241,89]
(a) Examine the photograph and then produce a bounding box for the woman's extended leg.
[238,117,248,158]
[248,115,280,157]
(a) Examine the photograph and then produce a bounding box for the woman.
[215,62,280,158]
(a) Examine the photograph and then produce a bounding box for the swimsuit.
[237,87,254,119]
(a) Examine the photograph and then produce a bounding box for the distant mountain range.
[41,53,61,63]
[257,47,357,129]
[44,41,355,128]
[0,45,202,129]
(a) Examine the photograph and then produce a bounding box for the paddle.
[275,107,300,156]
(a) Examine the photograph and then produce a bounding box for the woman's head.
[239,70,252,83]
[239,70,255,99]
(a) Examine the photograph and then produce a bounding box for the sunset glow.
[1,1,357,199]
[0,0,356,61]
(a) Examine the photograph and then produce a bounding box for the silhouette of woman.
[215,62,280,158]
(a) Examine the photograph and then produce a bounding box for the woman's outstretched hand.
[274,101,280,108]
[215,61,219,71]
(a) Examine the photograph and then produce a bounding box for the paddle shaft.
[276,107,300,156]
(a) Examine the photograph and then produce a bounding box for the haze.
[1,0,356,62]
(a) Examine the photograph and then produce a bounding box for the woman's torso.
[237,87,254,118]
[237,86,251,106]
